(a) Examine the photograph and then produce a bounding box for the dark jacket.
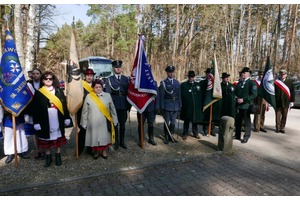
[235,78,258,109]
[159,78,182,112]
[220,82,236,118]
[105,75,131,110]
[275,78,295,108]
[32,87,71,139]
[180,80,203,123]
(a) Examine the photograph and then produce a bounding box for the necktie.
[118,76,120,81]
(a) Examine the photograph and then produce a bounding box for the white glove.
[82,125,87,129]
[24,114,30,123]
[34,124,41,131]
[114,123,118,126]
[64,119,71,126]
[289,102,294,108]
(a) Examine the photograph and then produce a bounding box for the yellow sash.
[39,86,64,115]
[82,80,93,94]
[89,92,115,144]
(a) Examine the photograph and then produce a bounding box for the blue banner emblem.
[0,29,32,116]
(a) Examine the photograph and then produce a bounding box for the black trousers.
[183,118,198,136]
[235,108,251,140]
[116,109,128,137]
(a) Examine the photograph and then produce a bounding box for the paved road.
[1,108,300,196]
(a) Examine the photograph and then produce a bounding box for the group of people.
[0,61,295,167]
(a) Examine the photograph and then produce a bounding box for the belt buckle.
[172,97,175,100]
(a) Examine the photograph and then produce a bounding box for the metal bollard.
[218,116,235,155]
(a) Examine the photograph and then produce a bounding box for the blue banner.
[0,29,32,116]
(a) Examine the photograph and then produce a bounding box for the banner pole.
[141,114,143,149]
[75,114,78,158]
[12,116,18,167]
[209,104,212,136]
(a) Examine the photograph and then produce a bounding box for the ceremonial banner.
[258,56,276,110]
[127,35,157,114]
[66,24,83,115]
[0,29,32,116]
[203,54,222,111]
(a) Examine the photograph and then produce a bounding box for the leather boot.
[113,125,119,150]
[137,127,142,147]
[163,124,169,144]
[169,124,178,143]
[120,128,127,149]
[148,126,157,146]
[5,154,14,164]
[55,153,62,166]
[44,154,52,167]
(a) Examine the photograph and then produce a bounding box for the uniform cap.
[112,60,123,67]
[165,65,175,72]
[279,69,287,74]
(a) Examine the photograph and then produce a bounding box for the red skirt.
[91,143,112,151]
[39,136,67,148]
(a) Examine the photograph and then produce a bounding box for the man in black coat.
[220,72,236,119]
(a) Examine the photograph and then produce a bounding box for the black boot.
[113,125,119,150]
[120,128,127,149]
[148,126,157,146]
[163,124,169,144]
[44,154,52,167]
[169,124,178,143]
[55,153,62,166]
[137,127,142,147]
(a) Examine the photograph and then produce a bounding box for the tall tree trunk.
[165,4,170,64]
[111,19,114,58]
[287,4,298,73]
[235,4,244,73]
[14,4,25,70]
[252,6,260,68]
[24,4,36,80]
[135,4,140,55]
[187,5,196,68]
[22,4,28,59]
[282,4,293,66]
[273,5,281,73]
[106,14,110,57]
[172,4,179,63]
[245,4,251,68]
[263,4,270,68]
[36,4,42,60]
[1,5,5,52]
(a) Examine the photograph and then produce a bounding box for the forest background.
[0,4,299,83]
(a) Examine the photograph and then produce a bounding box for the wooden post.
[12,116,18,167]
[208,104,212,136]
[75,114,78,158]
[141,114,143,149]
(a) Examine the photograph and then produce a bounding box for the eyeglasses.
[44,77,53,81]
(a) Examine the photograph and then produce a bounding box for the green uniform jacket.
[275,78,295,108]
[235,78,258,109]
[180,81,203,123]
[220,82,236,118]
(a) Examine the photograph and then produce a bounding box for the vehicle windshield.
[90,61,113,78]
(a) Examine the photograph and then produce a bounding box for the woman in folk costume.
[81,80,118,160]
[32,71,72,167]
[24,68,46,160]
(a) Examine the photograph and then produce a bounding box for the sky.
[54,4,92,30]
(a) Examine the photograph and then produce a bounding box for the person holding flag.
[76,69,96,156]
[234,67,258,143]
[253,70,267,132]
[274,69,295,133]
[126,34,158,148]
[159,65,181,144]
[0,28,33,165]
[106,60,130,150]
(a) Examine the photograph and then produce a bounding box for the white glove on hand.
[64,119,71,126]
[34,124,41,131]
[289,102,294,108]
[24,114,30,123]
[82,125,87,129]
[114,123,118,126]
